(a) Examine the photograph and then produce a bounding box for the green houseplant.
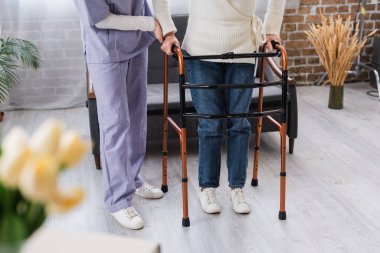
[0,38,40,103]
[0,119,89,253]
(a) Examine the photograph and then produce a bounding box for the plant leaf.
[0,37,41,103]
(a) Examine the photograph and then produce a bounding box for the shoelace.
[205,189,217,204]
[124,208,138,219]
[140,183,154,192]
[234,189,246,204]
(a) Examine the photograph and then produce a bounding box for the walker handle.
[271,40,281,50]
[172,45,180,54]
[170,45,185,75]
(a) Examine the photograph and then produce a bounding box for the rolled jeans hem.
[229,184,245,189]
[199,184,220,188]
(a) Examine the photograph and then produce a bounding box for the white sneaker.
[199,188,221,214]
[230,188,251,214]
[111,207,144,230]
[135,183,164,199]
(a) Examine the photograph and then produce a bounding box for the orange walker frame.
[161,43,288,227]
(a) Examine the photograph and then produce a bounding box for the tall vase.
[328,85,344,110]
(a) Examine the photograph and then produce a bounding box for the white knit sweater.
[182,0,286,63]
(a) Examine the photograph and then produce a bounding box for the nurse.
[73,0,179,230]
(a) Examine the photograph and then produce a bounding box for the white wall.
[147,0,300,18]
[0,0,85,110]
[0,0,78,20]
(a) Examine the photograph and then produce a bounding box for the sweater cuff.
[152,0,177,37]
[263,14,283,36]
[156,14,177,37]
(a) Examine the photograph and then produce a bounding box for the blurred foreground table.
[22,229,160,253]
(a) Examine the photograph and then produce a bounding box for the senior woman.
[182,0,286,214]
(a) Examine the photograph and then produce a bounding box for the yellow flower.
[58,130,90,168]
[48,188,85,213]
[18,156,59,204]
[1,119,87,213]
[29,119,63,156]
[18,155,85,213]
[0,127,31,188]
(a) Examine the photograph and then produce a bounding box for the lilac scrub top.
[74,0,156,64]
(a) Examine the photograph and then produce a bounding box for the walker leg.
[289,137,295,154]
[162,120,169,193]
[162,54,169,193]
[279,123,287,220]
[180,129,190,227]
[252,82,264,187]
[252,117,262,187]
[94,154,102,170]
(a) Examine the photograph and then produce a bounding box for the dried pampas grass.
[305,15,376,86]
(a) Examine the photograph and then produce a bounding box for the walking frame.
[161,41,288,227]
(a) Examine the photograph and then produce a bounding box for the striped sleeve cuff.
[95,14,155,32]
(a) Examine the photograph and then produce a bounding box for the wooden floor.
[2,82,380,253]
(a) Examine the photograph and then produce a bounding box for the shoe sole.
[135,193,164,199]
[128,225,144,230]
[203,209,221,214]
[204,210,221,214]
[201,205,222,214]
[110,215,145,230]
[232,208,251,214]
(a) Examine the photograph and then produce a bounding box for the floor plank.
[1,82,380,253]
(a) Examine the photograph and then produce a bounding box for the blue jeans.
[186,60,255,189]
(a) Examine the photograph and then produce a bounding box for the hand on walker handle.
[161,32,180,56]
[154,18,164,43]
[265,34,282,51]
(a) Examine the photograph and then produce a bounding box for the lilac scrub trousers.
[73,0,155,212]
